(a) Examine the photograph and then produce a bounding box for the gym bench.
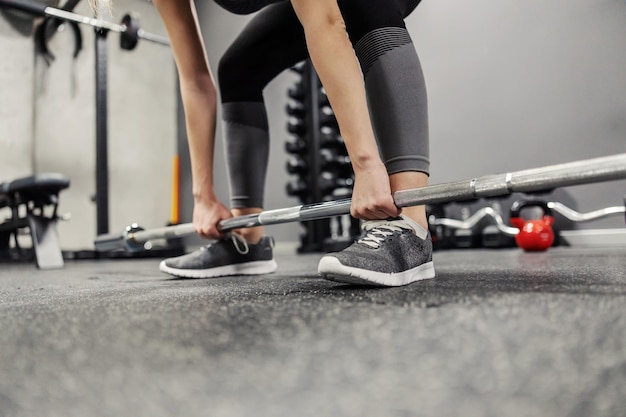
[0,173,70,269]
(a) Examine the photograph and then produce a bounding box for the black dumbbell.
[320,149,352,178]
[319,127,345,149]
[319,171,354,195]
[289,61,307,74]
[284,138,307,155]
[287,118,306,135]
[286,100,306,118]
[286,179,310,199]
[319,105,338,128]
[320,148,350,167]
[288,83,306,101]
[286,157,308,175]
[319,87,330,107]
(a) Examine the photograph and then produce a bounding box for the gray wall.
[183,0,625,245]
[407,0,626,200]
[1,0,176,250]
[407,0,626,225]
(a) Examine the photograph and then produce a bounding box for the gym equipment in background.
[428,194,626,252]
[0,0,169,50]
[94,152,626,254]
[0,173,70,269]
[284,60,360,253]
[34,0,83,64]
[0,0,172,241]
[427,189,576,250]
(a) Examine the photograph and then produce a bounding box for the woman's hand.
[290,0,398,221]
[192,194,232,240]
[350,161,401,220]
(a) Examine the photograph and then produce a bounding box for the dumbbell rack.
[284,60,360,253]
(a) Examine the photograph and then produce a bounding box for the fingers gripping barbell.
[0,0,169,50]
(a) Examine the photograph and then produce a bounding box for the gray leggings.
[217,0,428,208]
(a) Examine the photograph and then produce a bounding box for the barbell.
[0,0,169,50]
[94,152,626,253]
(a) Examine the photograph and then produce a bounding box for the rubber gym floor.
[1,245,625,417]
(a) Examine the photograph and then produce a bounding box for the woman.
[152,0,435,286]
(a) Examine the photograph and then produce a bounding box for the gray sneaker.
[159,234,277,278]
[318,215,435,287]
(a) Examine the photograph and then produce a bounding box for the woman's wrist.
[350,153,386,174]
[192,189,218,204]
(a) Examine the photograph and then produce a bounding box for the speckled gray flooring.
[0,246,625,417]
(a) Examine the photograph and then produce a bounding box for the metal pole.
[94,27,109,235]
[94,153,626,252]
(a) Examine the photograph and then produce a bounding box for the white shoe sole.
[159,259,278,279]
[318,256,435,287]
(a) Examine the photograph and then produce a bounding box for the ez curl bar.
[95,153,626,253]
[0,0,169,50]
[429,199,626,251]
[430,201,626,236]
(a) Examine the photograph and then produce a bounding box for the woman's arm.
[290,0,401,220]
[152,0,232,238]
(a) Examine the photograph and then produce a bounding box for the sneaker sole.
[318,256,435,287]
[159,259,278,279]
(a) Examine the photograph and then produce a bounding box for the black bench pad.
[0,173,70,209]
[0,173,70,269]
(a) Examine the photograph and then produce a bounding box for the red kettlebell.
[510,200,555,252]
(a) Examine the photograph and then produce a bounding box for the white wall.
[0,9,36,179]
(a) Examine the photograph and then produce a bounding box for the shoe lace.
[358,218,414,249]
[202,232,249,255]
[229,232,250,255]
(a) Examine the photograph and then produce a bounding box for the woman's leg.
[217,2,309,242]
[338,0,429,229]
